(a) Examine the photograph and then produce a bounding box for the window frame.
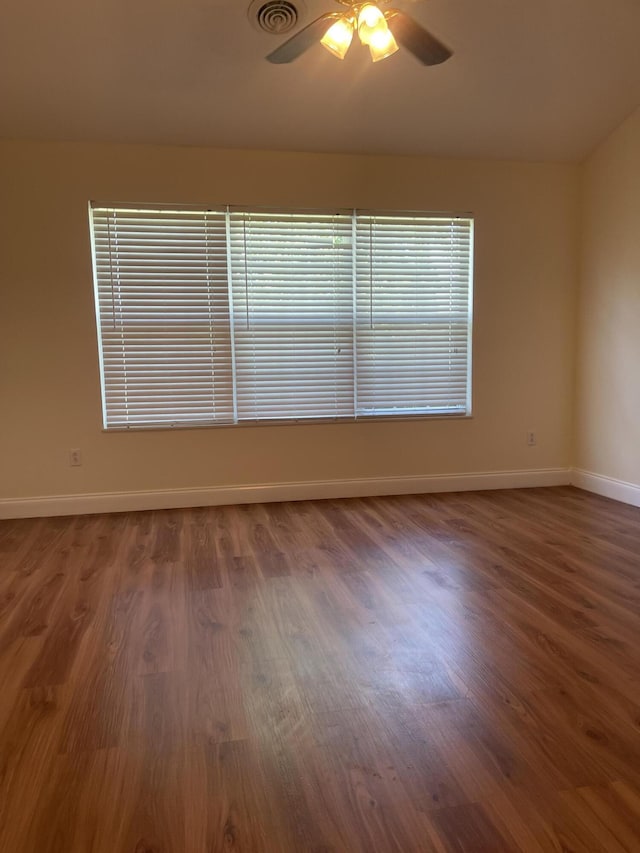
[89,203,474,431]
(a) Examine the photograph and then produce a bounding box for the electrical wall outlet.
[69,448,82,467]
[526,431,536,446]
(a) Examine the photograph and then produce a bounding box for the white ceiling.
[1,0,639,161]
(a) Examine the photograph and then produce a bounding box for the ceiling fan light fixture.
[265,0,453,67]
[368,19,398,62]
[357,3,385,46]
[320,16,354,59]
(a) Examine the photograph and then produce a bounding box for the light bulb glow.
[357,4,385,45]
[321,17,355,59]
[368,21,399,62]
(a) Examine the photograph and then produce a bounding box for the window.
[90,205,473,429]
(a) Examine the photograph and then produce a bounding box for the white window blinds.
[229,211,354,421]
[355,214,472,416]
[90,205,473,429]
[91,208,234,428]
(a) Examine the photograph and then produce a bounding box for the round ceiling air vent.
[249,0,303,35]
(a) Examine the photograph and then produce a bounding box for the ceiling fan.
[266,0,452,65]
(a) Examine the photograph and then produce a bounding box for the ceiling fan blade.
[386,10,452,66]
[266,13,341,64]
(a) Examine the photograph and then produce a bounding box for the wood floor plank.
[1,486,640,851]
[429,802,519,852]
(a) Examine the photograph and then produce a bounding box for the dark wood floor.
[1,487,640,851]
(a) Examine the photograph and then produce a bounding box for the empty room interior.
[1,0,640,850]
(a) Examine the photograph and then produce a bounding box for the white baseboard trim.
[0,468,571,520]
[571,468,640,508]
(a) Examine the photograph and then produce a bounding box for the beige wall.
[0,140,578,502]
[576,107,640,487]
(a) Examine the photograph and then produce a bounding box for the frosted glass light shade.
[321,17,355,59]
[368,21,399,62]
[357,4,386,45]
